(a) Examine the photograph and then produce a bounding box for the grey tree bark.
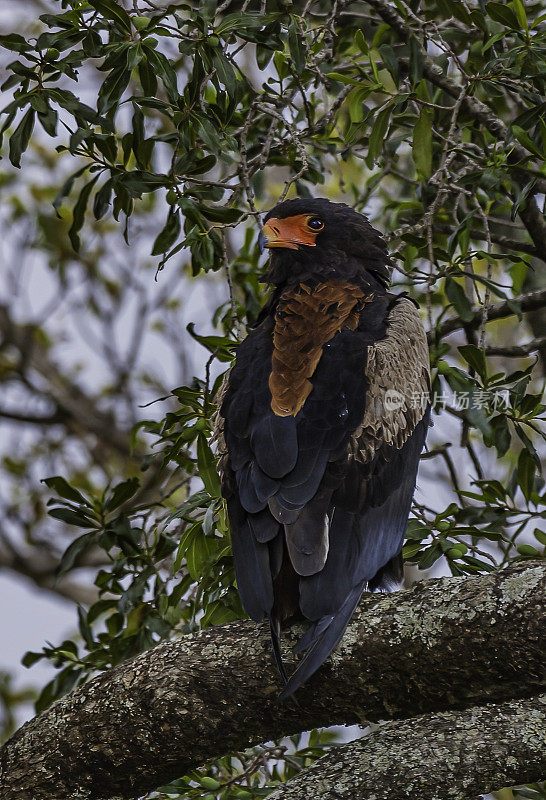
[0,562,544,800]
[267,695,546,800]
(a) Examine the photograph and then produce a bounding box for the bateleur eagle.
[215,197,430,699]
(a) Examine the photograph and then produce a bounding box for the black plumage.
[217,197,430,698]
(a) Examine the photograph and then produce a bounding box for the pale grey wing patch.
[350,297,430,464]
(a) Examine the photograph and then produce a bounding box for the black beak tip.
[258,230,267,254]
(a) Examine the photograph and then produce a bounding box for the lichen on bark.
[0,562,544,800]
[266,695,546,800]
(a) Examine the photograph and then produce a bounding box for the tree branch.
[1,562,544,800]
[366,0,546,259]
[486,336,546,357]
[428,288,546,341]
[0,305,133,458]
[0,534,101,605]
[266,694,546,800]
[432,222,540,258]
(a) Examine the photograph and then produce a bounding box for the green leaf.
[417,543,442,570]
[138,59,157,95]
[458,344,487,381]
[200,777,221,791]
[490,415,511,458]
[35,666,83,713]
[197,116,221,154]
[8,108,35,168]
[216,12,278,37]
[53,164,91,215]
[37,104,58,137]
[179,526,219,581]
[201,601,240,627]
[98,65,131,114]
[88,0,132,33]
[512,0,528,31]
[412,107,432,178]
[56,532,97,576]
[105,477,140,512]
[51,88,108,128]
[517,447,536,501]
[512,125,543,159]
[408,34,424,86]
[533,528,546,546]
[378,43,399,83]
[517,544,539,557]
[198,205,243,224]
[511,178,537,222]
[119,170,168,198]
[213,52,238,95]
[48,508,97,529]
[486,2,519,28]
[197,434,221,497]
[0,33,31,53]
[141,46,178,98]
[355,28,368,54]
[481,30,507,54]
[288,20,306,73]
[186,323,236,360]
[513,422,541,467]
[69,175,100,251]
[22,651,44,668]
[174,154,216,176]
[366,104,392,167]
[93,177,114,219]
[152,208,181,256]
[42,476,90,505]
[346,86,368,123]
[256,43,274,70]
[445,278,474,322]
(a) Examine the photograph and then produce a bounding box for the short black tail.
[277,581,365,702]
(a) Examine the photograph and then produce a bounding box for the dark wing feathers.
[250,415,298,478]
[247,506,280,543]
[227,498,274,622]
[301,411,430,617]
[284,485,330,576]
[217,292,430,697]
[299,507,356,619]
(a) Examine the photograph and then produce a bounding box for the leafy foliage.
[1,0,546,797]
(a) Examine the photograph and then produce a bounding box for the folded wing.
[215,292,430,696]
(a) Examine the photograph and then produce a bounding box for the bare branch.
[0,305,134,458]
[486,336,546,357]
[367,0,546,259]
[0,534,103,605]
[428,288,546,341]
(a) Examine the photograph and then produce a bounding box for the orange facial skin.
[262,214,323,250]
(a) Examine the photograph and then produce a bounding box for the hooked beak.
[258,217,316,252]
[259,220,299,252]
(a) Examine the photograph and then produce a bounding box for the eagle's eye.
[306,216,324,231]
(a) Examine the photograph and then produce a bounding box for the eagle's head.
[259,197,391,289]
